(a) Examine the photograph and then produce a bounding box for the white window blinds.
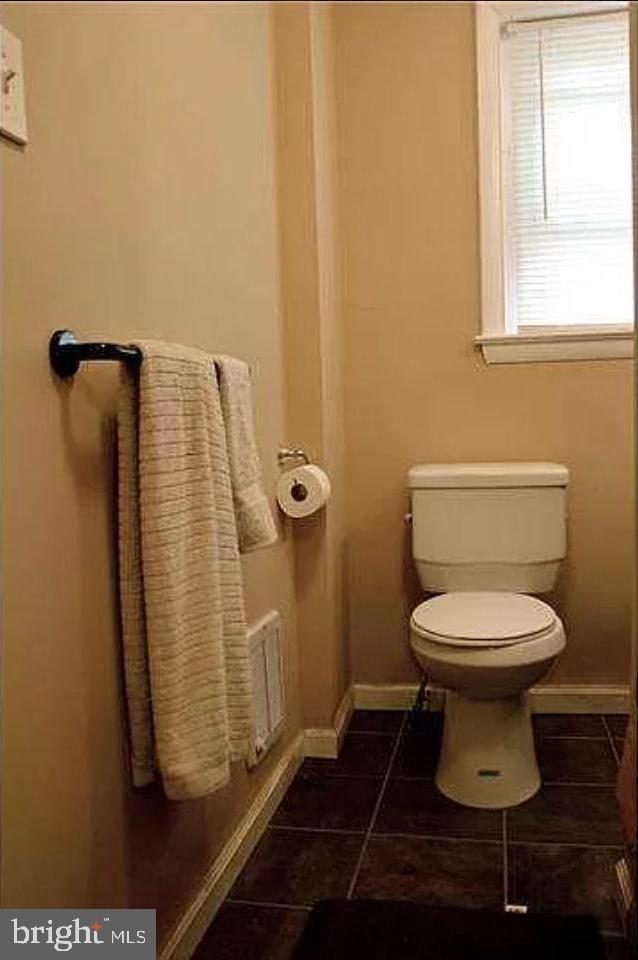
[503,11,633,329]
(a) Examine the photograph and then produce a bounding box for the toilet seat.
[411,592,557,649]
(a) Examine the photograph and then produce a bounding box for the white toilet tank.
[408,462,568,594]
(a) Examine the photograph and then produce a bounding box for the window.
[476,1,634,363]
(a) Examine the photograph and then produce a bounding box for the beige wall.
[334,1,633,686]
[273,2,349,727]
[1,1,299,946]
[1,0,634,938]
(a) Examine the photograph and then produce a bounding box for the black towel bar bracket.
[49,330,142,378]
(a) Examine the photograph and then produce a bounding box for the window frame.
[475,0,634,364]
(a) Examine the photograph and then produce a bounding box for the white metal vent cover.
[248,610,285,761]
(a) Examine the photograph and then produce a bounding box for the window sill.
[475,329,634,364]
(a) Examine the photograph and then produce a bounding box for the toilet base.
[435,691,540,809]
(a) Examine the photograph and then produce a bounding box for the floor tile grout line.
[539,780,616,787]
[507,839,625,851]
[542,780,618,787]
[267,824,367,836]
[386,776,617,787]
[299,774,396,781]
[295,772,392,780]
[367,830,624,850]
[381,776,436,783]
[345,712,409,900]
[502,812,509,911]
[523,782,619,790]
[602,716,621,765]
[535,735,614,742]
[369,831,506,845]
[226,898,312,912]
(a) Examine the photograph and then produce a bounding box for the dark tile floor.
[194,710,631,960]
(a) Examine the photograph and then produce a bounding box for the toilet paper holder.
[276,454,331,517]
[277,446,310,468]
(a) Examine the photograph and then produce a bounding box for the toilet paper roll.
[276,464,331,519]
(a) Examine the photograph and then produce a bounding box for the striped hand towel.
[214,356,278,554]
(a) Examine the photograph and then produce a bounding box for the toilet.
[408,462,568,810]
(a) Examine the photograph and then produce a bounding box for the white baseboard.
[529,685,631,714]
[615,856,634,934]
[353,683,631,714]
[304,687,354,758]
[353,683,425,710]
[159,732,304,960]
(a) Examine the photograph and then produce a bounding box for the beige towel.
[214,357,278,554]
[118,341,254,800]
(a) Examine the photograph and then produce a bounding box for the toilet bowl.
[407,461,569,810]
[410,591,565,808]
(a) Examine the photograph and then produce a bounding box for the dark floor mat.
[293,900,606,959]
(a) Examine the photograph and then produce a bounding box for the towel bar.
[49,329,142,378]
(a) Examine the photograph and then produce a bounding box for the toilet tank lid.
[407,462,569,489]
